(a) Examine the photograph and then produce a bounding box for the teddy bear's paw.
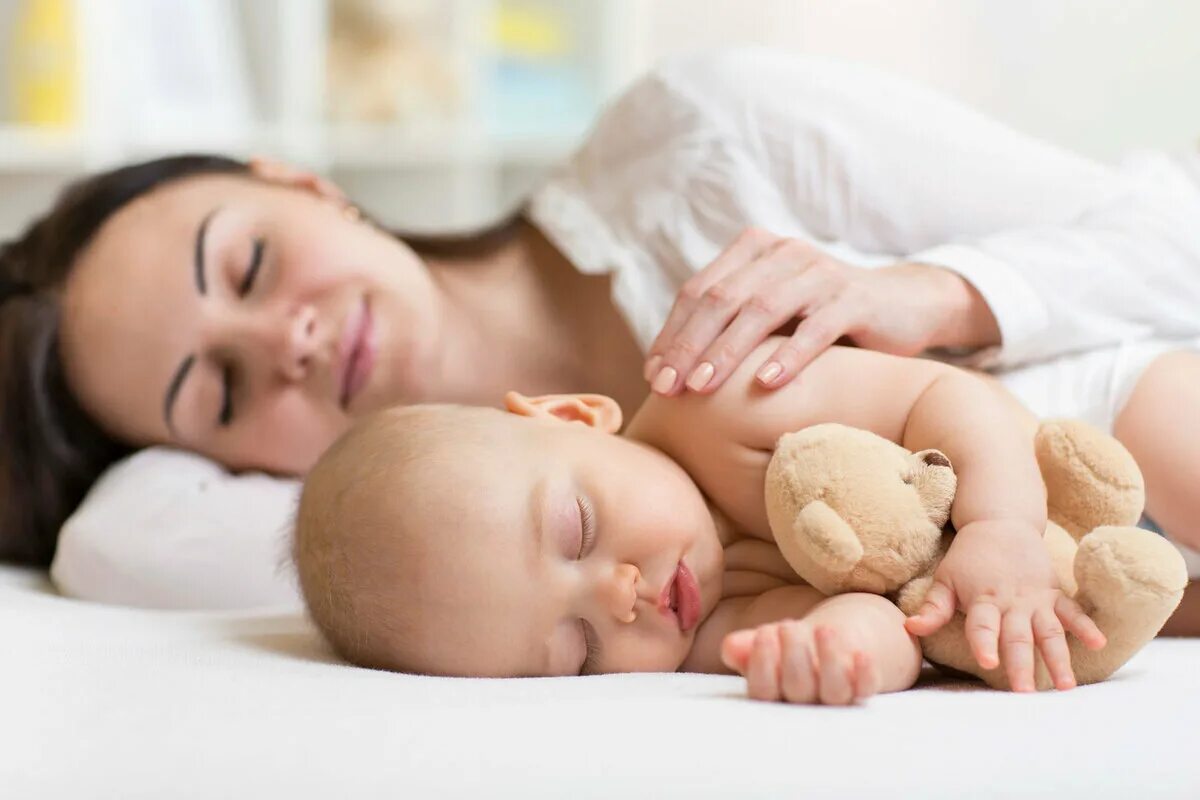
[1075,526,1188,606]
[1036,420,1145,538]
[1064,526,1187,686]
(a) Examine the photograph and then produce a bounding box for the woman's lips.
[659,561,702,633]
[337,297,376,409]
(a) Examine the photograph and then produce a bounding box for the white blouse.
[51,48,1200,608]
[528,47,1200,368]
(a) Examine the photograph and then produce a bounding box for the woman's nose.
[596,563,640,624]
[276,304,320,382]
[226,304,319,383]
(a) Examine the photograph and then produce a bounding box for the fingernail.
[686,361,715,391]
[756,361,782,385]
[644,355,662,382]
[651,366,678,394]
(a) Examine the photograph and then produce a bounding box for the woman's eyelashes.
[237,237,266,297]
[576,495,597,559]
[218,364,235,427]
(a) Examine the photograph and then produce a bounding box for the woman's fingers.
[650,242,798,395]
[756,305,850,388]
[655,280,755,394]
[679,255,831,393]
[644,227,777,382]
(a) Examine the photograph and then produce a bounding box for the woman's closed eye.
[217,237,267,426]
[218,363,237,427]
[237,237,266,297]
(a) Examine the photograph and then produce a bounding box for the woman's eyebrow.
[193,207,218,294]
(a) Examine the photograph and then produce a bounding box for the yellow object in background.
[7,0,78,126]
[492,2,568,59]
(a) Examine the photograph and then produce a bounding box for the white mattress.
[4,564,1198,799]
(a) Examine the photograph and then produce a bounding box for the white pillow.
[51,447,303,610]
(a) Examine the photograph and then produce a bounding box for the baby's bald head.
[293,403,504,672]
[292,392,715,679]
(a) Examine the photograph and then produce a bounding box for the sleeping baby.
[293,339,1107,704]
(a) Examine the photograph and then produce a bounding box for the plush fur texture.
[765,420,1188,691]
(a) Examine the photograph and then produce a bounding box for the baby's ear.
[504,391,623,433]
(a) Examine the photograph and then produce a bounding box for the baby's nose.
[600,563,640,623]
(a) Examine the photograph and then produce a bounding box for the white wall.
[629,0,1200,162]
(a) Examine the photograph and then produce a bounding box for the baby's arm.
[686,587,922,705]
[640,339,1103,691]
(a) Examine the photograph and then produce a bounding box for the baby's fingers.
[746,626,783,702]
[904,581,956,636]
[1055,595,1107,651]
[963,601,1001,670]
[815,626,856,706]
[1001,610,1036,693]
[1033,607,1075,691]
[720,630,754,674]
[778,624,817,703]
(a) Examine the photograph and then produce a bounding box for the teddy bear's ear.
[776,500,865,581]
[908,450,957,528]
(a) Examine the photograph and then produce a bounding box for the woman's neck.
[425,220,647,413]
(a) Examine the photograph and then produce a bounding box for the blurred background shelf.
[0,124,85,170]
[0,0,639,234]
[324,123,584,168]
[2,0,1199,240]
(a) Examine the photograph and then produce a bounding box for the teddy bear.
[764,420,1188,690]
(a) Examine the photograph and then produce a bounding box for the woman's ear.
[504,391,623,433]
[248,156,347,205]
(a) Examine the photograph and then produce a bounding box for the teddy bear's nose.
[923,452,951,468]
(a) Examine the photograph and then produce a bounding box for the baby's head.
[294,391,725,678]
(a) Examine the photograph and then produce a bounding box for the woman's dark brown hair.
[0,153,521,567]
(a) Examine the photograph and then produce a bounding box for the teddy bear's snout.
[923,452,951,468]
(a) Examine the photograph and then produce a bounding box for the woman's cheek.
[234,398,348,474]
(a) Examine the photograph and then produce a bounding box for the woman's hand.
[643,227,1000,395]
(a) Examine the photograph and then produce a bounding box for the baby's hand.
[720,621,878,705]
[904,519,1107,692]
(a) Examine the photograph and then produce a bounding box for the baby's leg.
[994,340,1200,549]
[992,341,1200,637]
[1113,350,1200,550]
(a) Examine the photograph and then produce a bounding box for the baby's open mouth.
[659,561,701,633]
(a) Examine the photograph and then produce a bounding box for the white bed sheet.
[4,564,1198,799]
